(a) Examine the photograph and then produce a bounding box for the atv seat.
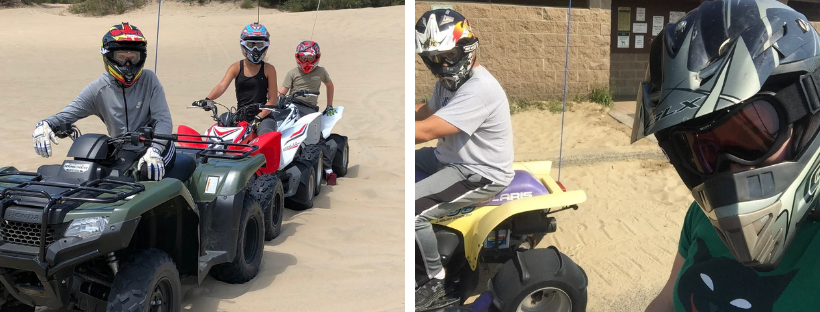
[416,169,550,206]
[270,108,292,122]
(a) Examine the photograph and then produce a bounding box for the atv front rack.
[165,134,260,161]
[0,172,144,263]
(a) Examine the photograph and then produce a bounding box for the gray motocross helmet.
[632,0,820,271]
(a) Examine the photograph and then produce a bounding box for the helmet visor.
[670,98,787,175]
[420,47,463,67]
[241,40,269,51]
[297,53,317,62]
[112,50,142,66]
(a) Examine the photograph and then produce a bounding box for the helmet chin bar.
[430,52,475,92]
[707,199,788,271]
[687,137,820,271]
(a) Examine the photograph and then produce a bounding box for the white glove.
[138,147,165,181]
[32,120,58,158]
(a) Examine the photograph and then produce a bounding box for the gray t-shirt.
[428,66,514,185]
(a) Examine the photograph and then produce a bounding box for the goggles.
[420,47,463,67]
[297,53,317,62]
[668,97,790,175]
[111,50,141,66]
[241,40,269,51]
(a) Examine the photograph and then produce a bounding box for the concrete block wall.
[610,53,648,101]
[415,2,611,103]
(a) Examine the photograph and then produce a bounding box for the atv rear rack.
[169,134,260,161]
[0,172,144,263]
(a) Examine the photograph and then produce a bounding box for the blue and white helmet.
[240,23,270,64]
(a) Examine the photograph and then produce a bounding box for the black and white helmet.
[633,0,820,270]
[415,9,479,92]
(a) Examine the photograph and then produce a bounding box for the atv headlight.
[64,217,109,239]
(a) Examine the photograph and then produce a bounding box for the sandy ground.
[0,3,404,311]
[416,101,693,311]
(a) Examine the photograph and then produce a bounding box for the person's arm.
[415,116,459,144]
[325,80,334,107]
[278,86,290,97]
[147,75,173,153]
[258,63,278,118]
[645,253,685,312]
[44,81,98,127]
[416,103,433,121]
[205,62,240,101]
[277,69,294,106]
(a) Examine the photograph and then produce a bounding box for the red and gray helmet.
[101,22,147,87]
[296,41,321,73]
[240,23,270,64]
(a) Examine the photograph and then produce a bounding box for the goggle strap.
[774,68,820,123]
[799,72,820,114]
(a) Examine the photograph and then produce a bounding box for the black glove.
[193,98,214,108]
[250,116,263,132]
[276,96,287,109]
[323,106,336,116]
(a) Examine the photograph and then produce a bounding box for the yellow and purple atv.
[416,161,589,312]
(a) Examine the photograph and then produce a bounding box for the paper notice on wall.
[637,7,645,21]
[635,35,644,49]
[618,7,631,32]
[618,35,630,48]
[670,11,685,23]
[633,23,647,34]
[652,16,665,36]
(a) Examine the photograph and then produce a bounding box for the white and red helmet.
[296,41,321,73]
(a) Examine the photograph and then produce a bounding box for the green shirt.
[674,202,820,311]
[282,66,331,106]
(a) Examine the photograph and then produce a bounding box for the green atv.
[0,124,273,311]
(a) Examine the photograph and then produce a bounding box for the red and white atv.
[261,90,349,210]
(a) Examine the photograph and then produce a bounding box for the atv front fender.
[188,154,266,202]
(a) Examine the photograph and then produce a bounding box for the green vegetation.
[3,0,402,16]
[508,87,612,115]
[1,0,78,7]
[419,94,430,104]
[68,0,144,15]
[589,87,613,107]
[510,99,572,115]
[280,0,402,12]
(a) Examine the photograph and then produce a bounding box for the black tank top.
[235,60,268,120]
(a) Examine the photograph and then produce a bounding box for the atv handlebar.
[292,90,319,97]
[259,90,320,111]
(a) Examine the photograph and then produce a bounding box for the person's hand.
[250,116,263,132]
[323,106,336,116]
[138,147,165,181]
[32,120,58,158]
[193,98,214,108]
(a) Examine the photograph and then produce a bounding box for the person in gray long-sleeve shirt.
[32,22,174,181]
